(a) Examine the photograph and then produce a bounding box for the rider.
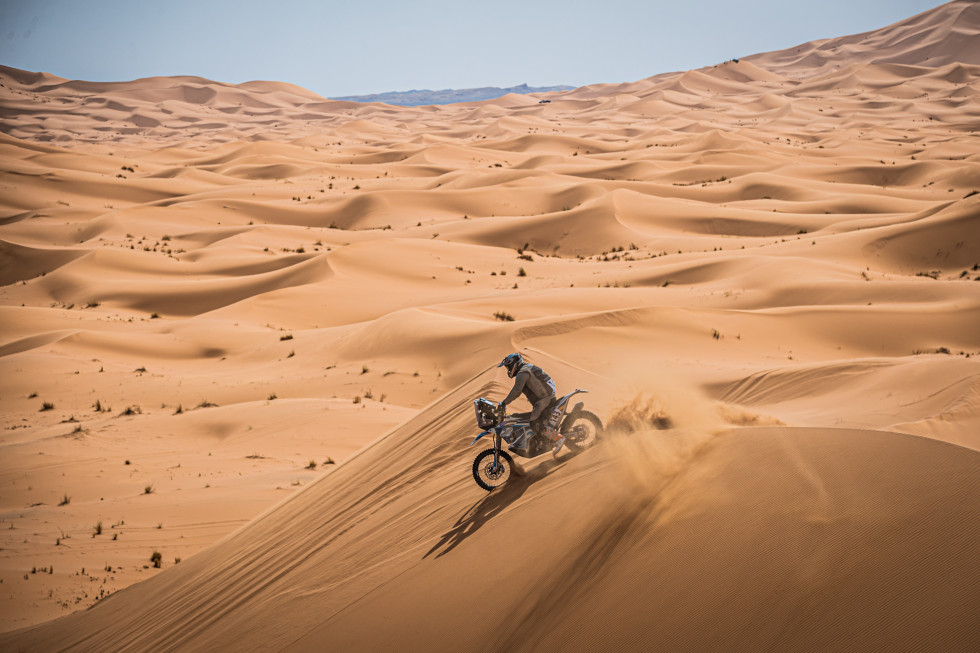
[496,353,564,454]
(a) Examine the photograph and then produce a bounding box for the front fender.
[471,429,495,445]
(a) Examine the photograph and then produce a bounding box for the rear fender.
[555,389,588,410]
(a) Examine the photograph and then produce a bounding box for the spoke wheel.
[561,410,603,449]
[472,448,514,491]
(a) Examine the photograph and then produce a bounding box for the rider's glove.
[496,401,506,412]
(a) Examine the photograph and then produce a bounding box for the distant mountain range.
[329,83,574,106]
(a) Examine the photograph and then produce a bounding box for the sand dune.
[1,0,979,648]
[2,370,978,652]
[746,0,980,73]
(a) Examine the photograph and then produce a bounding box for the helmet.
[498,353,523,378]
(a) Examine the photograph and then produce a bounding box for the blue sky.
[0,0,945,97]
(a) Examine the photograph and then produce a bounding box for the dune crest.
[1,1,978,648]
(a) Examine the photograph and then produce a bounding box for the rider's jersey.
[501,364,556,407]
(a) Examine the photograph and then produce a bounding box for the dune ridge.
[1,1,978,649]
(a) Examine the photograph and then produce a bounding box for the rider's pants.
[530,396,556,435]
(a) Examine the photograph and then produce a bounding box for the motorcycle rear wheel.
[561,410,603,449]
[472,448,514,491]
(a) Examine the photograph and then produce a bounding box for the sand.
[1,0,978,650]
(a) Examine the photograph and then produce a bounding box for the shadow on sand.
[423,445,591,559]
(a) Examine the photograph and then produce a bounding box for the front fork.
[492,405,507,470]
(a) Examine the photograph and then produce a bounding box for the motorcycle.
[470,389,604,491]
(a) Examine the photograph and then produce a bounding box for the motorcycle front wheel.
[472,448,514,491]
[561,410,603,449]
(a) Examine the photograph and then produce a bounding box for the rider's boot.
[532,416,564,455]
[551,433,565,455]
[536,420,564,455]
